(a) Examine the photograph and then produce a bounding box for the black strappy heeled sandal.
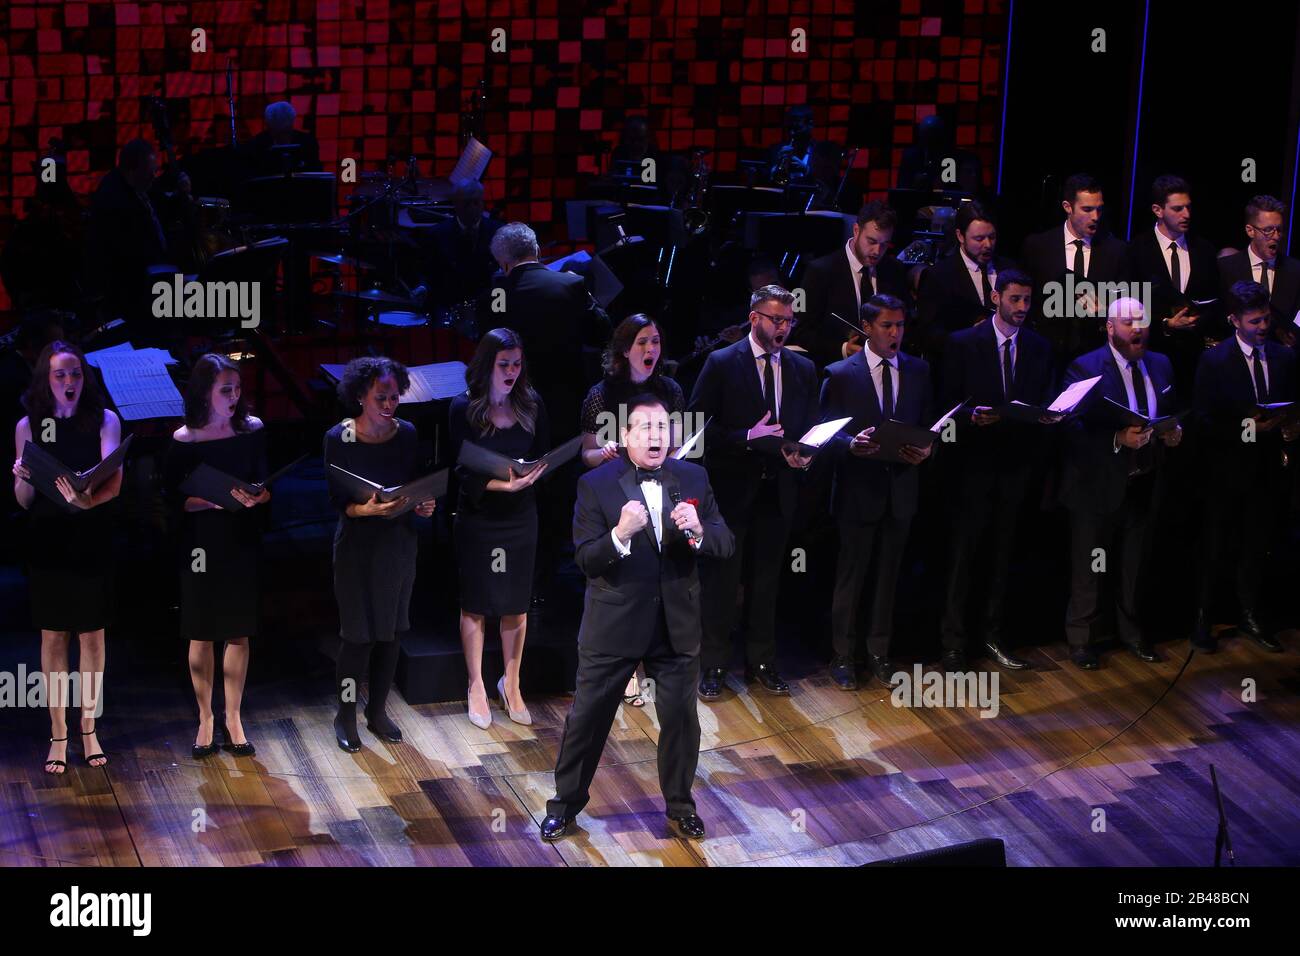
[81,727,109,768]
[44,736,68,775]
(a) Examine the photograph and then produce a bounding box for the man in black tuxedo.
[915,201,1014,372]
[688,285,819,699]
[1021,173,1135,363]
[1133,175,1221,393]
[937,270,1053,672]
[425,179,503,309]
[1192,281,1298,653]
[793,200,910,370]
[820,294,934,689]
[1217,195,1300,347]
[1059,297,1183,670]
[541,395,734,841]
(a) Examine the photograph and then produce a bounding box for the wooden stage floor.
[2,630,1298,867]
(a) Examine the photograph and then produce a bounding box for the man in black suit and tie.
[793,200,910,370]
[541,395,734,841]
[1217,195,1300,347]
[688,285,820,699]
[1134,176,1222,393]
[915,201,1013,370]
[1021,173,1135,363]
[1059,297,1183,670]
[1192,281,1298,653]
[820,294,934,689]
[425,179,503,309]
[937,270,1052,672]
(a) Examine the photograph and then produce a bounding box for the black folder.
[456,434,583,481]
[1257,401,1300,424]
[748,416,854,456]
[992,375,1102,423]
[21,435,133,512]
[1098,398,1185,435]
[866,401,965,464]
[327,464,449,518]
[179,454,307,511]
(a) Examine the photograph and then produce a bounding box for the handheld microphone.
[667,488,699,543]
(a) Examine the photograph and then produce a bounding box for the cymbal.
[313,252,380,270]
[333,288,416,306]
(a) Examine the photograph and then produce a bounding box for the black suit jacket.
[687,336,820,519]
[1021,227,1134,359]
[572,457,734,656]
[794,248,911,370]
[940,321,1053,495]
[1217,251,1300,337]
[1058,345,1177,514]
[1194,336,1297,488]
[820,349,933,522]
[915,251,1015,363]
[427,216,503,307]
[1133,228,1223,356]
[489,261,611,439]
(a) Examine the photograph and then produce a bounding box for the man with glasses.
[1218,195,1300,347]
[688,285,820,699]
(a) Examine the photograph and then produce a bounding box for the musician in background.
[425,179,503,309]
[767,106,818,185]
[896,115,982,195]
[246,101,321,177]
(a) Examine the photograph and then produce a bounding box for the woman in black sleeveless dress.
[324,357,436,753]
[578,314,686,706]
[11,341,122,774]
[448,328,549,729]
[164,354,271,759]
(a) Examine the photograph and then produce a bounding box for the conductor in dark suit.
[820,294,934,690]
[1059,297,1182,670]
[1021,173,1135,362]
[425,179,503,309]
[914,201,1013,371]
[792,201,910,370]
[1217,195,1300,348]
[1192,281,1298,653]
[1134,175,1222,393]
[540,395,734,841]
[937,270,1053,672]
[688,285,819,699]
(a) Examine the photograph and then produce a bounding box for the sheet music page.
[450,136,492,182]
[401,362,469,403]
[1049,375,1101,413]
[96,353,184,419]
[799,417,853,447]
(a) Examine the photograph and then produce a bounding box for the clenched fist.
[615,499,649,544]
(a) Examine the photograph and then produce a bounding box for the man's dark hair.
[856,199,897,231]
[118,138,156,172]
[1229,279,1271,318]
[995,268,1033,294]
[955,201,995,235]
[624,392,669,420]
[860,293,906,325]
[1151,175,1190,207]
[1062,173,1103,205]
[750,283,795,312]
[1246,194,1286,222]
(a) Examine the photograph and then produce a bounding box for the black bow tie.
[635,467,662,484]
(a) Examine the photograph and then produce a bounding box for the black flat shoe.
[744,663,790,695]
[80,728,109,768]
[540,814,573,841]
[983,641,1030,670]
[940,649,967,673]
[44,736,68,775]
[667,811,706,840]
[365,710,403,744]
[334,714,361,753]
[1122,638,1161,663]
[1070,646,1100,670]
[222,724,256,757]
[867,654,901,688]
[829,656,857,691]
[697,667,726,702]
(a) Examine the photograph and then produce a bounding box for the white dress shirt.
[1108,342,1158,414]
[992,319,1018,392]
[845,238,874,311]
[960,246,996,303]
[749,331,782,415]
[1064,221,1092,276]
[610,469,703,555]
[1156,224,1189,293]
[863,346,900,412]
[1236,333,1270,400]
[1247,247,1275,288]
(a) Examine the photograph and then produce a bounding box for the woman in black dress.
[578,314,685,706]
[11,341,122,774]
[449,328,549,729]
[164,354,270,759]
[324,357,436,752]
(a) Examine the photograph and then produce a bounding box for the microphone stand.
[225,58,237,147]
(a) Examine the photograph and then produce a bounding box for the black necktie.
[1129,360,1149,417]
[1072,239,1086,279]
[1252,347,1269,403]
[1260,260,1271,297]
[880,358,894,419]
[1168,241,1181,293]
[980,262,993,309]
[762,352,779,424]
[859,266,873,306]
[635,467,662,484]
[1002,338,1014,400]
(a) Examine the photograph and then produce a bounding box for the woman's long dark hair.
[465,327,539,435]
[21,340,106,435]
[184,353,252,430]
[601,314,664,383]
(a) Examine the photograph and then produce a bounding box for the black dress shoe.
[667,811,706,840]
[539,814,572,841]
[867,655,901,688]
[697,667,726,701]
[334,714,361,753]
[940,648,967,673]
[365,709,403,743]
[828,656,858,691]
[744,663,790,695]
[1237,610,1264,640]
[221,724,256,758]
[983,641,1030,670]
[1070,646,1100,670]
[1242,622,1283,652]
[1122,638,1161,663]
[1191,609,1216,653]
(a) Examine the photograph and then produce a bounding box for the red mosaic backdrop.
[0,0,1008,310]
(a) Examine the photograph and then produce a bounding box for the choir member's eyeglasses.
[1249,224,1284,237]
[754,310,797,329]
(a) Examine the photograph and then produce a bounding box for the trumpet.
[681,149,711,236]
